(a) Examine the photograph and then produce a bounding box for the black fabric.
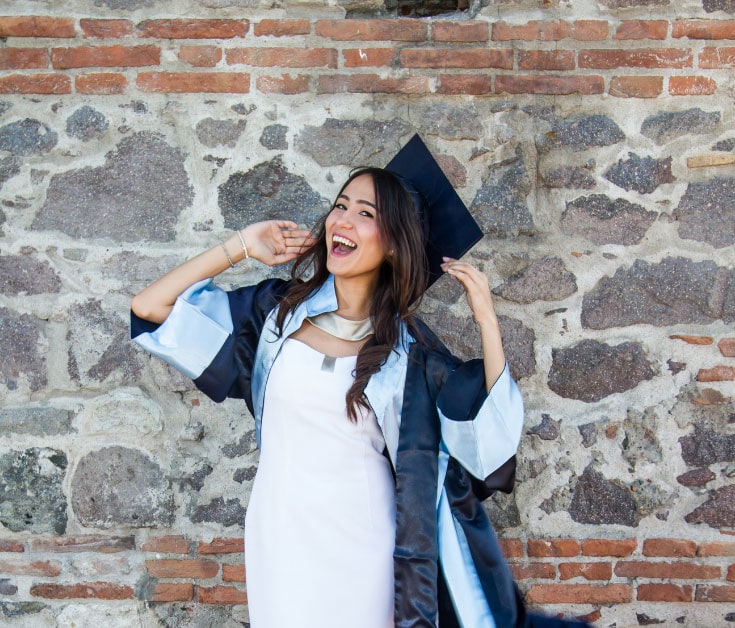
[472,455,517,500]
[130,310,162,338]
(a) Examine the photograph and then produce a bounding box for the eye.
[333,203,347,211]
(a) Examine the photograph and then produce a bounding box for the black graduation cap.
[385,134,483,286]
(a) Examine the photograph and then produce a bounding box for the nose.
[335,209,354,230]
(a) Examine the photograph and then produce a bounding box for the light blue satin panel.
[438,365,524,479]
[132,278,233,379]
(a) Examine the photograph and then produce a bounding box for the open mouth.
[332,234,357,255]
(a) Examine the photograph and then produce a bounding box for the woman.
[132,143,581,627]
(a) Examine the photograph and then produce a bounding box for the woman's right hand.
[242,220,315,266]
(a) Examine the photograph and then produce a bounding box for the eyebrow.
[338,193,377,210]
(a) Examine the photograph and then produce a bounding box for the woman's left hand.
[440,257,498,326]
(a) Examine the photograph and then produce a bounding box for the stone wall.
[1,1,734,626]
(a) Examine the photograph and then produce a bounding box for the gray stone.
[679,423,735,467]
[153,603,242,627]
[189,463,213,491]
[233,466,258,483]
[296,118,412,167]
[94,0,159,7]
[541,165,596,189]
[195,118,247,148]
[0,102,11,116]
[0,255,61,295]
[579,423,598,447]
[63,248,88,262]
[470,147,536,238]
[0,448,67,534]
[493,256,577,303]
[0,207,4,236]
[33,132,193,242]
[582,257,735,329]
[222,430,257,459]
[604,153,675,194]
[484,491,521,529]
[190,497,246,527]
[622,408,662,470]
[71,446,174,527]
[219,156,328,228]
[0,307,47,392]
[0,406,73,435]
[0,580,18,596]
[536,115,624,153]
[637,613,666,625]
[0,119,57,156]
[260,124,288,150]
[562,194,657,245]
[674,177,735,248]
[599,0,668,5]
[548,339,655,402]
[0,602,47,617]
[641,108,720,145]
[713,138,735,151]
[668,359,686,375]
[425,272,467,305]
[676,468,716,487]
[66,106,109,142]
[498,315,536,381]
[704,0,735,12]
[569,466,639,526]
[0,155,22,189]
[415,102,484,140]
[685,484,735,528]
[527,414,561,440]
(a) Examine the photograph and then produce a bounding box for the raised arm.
[131,221,314,323]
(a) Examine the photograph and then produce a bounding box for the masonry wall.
[0,0,734,626]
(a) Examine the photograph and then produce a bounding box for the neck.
[333,276,375,320]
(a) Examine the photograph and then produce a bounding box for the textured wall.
[1,0,734,626]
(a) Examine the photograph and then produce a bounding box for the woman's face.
[325,173,386,288]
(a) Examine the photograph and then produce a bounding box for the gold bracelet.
[221,241,235,268]
[236,229,249,260]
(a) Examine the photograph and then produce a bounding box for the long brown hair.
[275,167,428,420]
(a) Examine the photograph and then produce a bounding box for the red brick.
[518,50,575,71]
[643,539,697,558]
[254,19,310,37]
[582,539,637,557]
[718,338,735,357]
[0,559,61,576]
[579,49,692,69]
[315,19,427,42]
[698,542,735,557]
[432,21,489,42]
[670,75,717,95]
[615,20,668,40]
[510,563,556,579]
[198,585,248,604]
[146,559,219,578]
[75,73,127,94]
[150,583,194,602]
[197,538,244,554]
[0,74,71,95]
[638,583,693,602]
[226,47,336,68]
[256,74,310,94]
[496,74,603,95]
[669,334,714,345]
[222,563,246,582]
[528,539,580,558]
[0,541,24,553]
[52,45,160,69]
[609,76,663,98]
[606,424,619,439]
[559,562,612,581]
[728,564,735,581]
[698,366,735,382]
[400,48,512,69]
[615,561,720,579]
[31,536,134,553]
[492,20,607,41]
[0,48,48,69]
[700,46,735,68]
[695,585,735,602]
[437,74,492,95]
[31,582,134,600]
[137,19,247,39]
[526,584,632,605]
[0,17,75,38]
[178,45,222,67]
[692,388,731,406]
[141,536,190,554]
[578,610,602,624]
[673,19,735,40]
[499,538,524,558]
[318,74,429,94]
[137,72,249,93]
[80,19,134,38]
[343,48,395,67]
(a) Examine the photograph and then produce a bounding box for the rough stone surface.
[579,423,598,448]
[677,468,716,487]
[685,485,735,528]
[0,448,67,534]
[0,255,62,296]
[641,108,720,145]
[548,340,655,402]
[0,119,57,156]
[603,153,674,194]
[713,138,735,152]
[233,466,258,483]
[195,118,247,148]
[71,446,173,527]
[0,602,48,618]
[470,147,536,238]
[703,0,735,12]
[0,580,18,596]
[527,414,561,440]
[153,603,241,627]
[541,165,596,189]
[582,257,735,329]
[0,156,22,190]
[485,491,521,529]
[622,408,662,470]
[493,256,577,303]
[569,466,639,526]
[0,307,47,392]
[219,156,328,229]
[66,106,109,142]
[33,133,193,242]
[415,102,484,140]
[600,0,668,5]
[679,423,735,467]
[0,406,73,435]
[190,497,246,527]
[222,430,257,459]
[674,177,735,248]
[536,115,625,153]
[260,124,288,150]
[561,194,657,245]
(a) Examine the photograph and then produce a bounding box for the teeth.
[333,235,356,248]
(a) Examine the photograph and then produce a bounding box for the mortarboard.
[385,134,483,286]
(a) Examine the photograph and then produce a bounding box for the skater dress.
[244,337,396,627]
